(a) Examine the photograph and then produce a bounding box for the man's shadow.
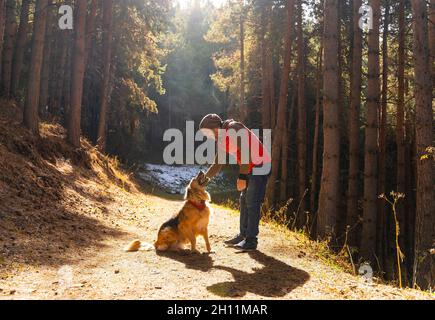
[207,251,310,298]
[157,249,310,298]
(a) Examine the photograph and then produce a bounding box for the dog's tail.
[124,240,155,252]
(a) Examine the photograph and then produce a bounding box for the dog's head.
[184,171,211,202]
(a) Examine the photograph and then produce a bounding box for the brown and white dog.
[153,171,212,253]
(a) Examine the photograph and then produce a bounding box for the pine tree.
[411,0,434,291]
[317,0,340,239]
[361,0,380,263]
[23,0,49,135]
[67,0,87,147]
[97,0,114,151]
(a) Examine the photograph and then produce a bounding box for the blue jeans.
[239,174,269,245]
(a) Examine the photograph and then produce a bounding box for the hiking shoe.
[234,239,257,252]
[224,234,245,247]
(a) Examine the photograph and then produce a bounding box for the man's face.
[200,128,218,141]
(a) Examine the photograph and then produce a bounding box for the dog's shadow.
[156,250,214,272]
[207,251,310,298]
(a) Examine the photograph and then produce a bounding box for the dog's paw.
[191,249,201,255]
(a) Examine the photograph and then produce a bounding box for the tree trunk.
[239,1,246,121]
[361,0,380,263]
[260,1,271,130]
[346,0,362,247]
[316,0,340,239]
[410,0,434,291]
[310,41,323,219]
[39,0,54,118]
[0,0,5,84]
[1,0,17,97]
[10,0,30,97]
[280,92,295,203]
[97,0,114,151]
[67,0,87,147]
[296,0,306,212]
[430,0,435,83]
[378,1,390,271]
[396,0,407,282]
[23,0,48,135]
[265,0,295,206]
[84,0,98,68]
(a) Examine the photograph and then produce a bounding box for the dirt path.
[0,187,432,300]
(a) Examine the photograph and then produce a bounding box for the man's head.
[199,114,223,140]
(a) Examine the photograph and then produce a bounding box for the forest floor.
[0,100,433,300]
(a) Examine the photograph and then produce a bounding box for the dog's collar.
[188,200,207,211]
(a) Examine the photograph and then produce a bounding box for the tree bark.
[430,0,435,83]
[378,0,390,271]
[296,0,306,212]
[310,41,323,219]
[10,0,30,97]
[67,0,87,147]
[0,0,5,84]
[280,92,295,203]
[239,0,246,121]
[84,0,98,68]
[1,0,17,97]
[346,0,362,247]
[97,0,114,151]
[265,0,295,206]
[39,0,54,118]
[260,1,271,130]
[410,0,434,291]
[316,0,340,239]
[361,0,380,263]
[395,0,407,282]
[23,0,49,135]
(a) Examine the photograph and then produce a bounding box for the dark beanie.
[199,114,223,130]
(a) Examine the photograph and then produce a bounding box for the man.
[199,114,271,252]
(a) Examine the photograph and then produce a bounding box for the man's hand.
[237,179,247,192]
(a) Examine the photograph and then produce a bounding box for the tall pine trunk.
[67,0,87,147]
[430,0,435,83]
[39,0,54,118]
[10,0,30,97]
[296,0,307,212]
[239,1,246,121]
[378,1,390,270]
[0,0,5,84]
[84,0,98,68]
[410,0,434,291]
[97,0,114,151]
[310,41,323,219]
[361,0,380,263]
[316,0,340,239]
[346,0,362,246]
[396,0,408,281]
[260,1,271,130]
[1,0,17,97]
[265,0,295,206]
[23,0,48,135]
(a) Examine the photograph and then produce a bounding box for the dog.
[125,171,212,254]
[154,171,212,254]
